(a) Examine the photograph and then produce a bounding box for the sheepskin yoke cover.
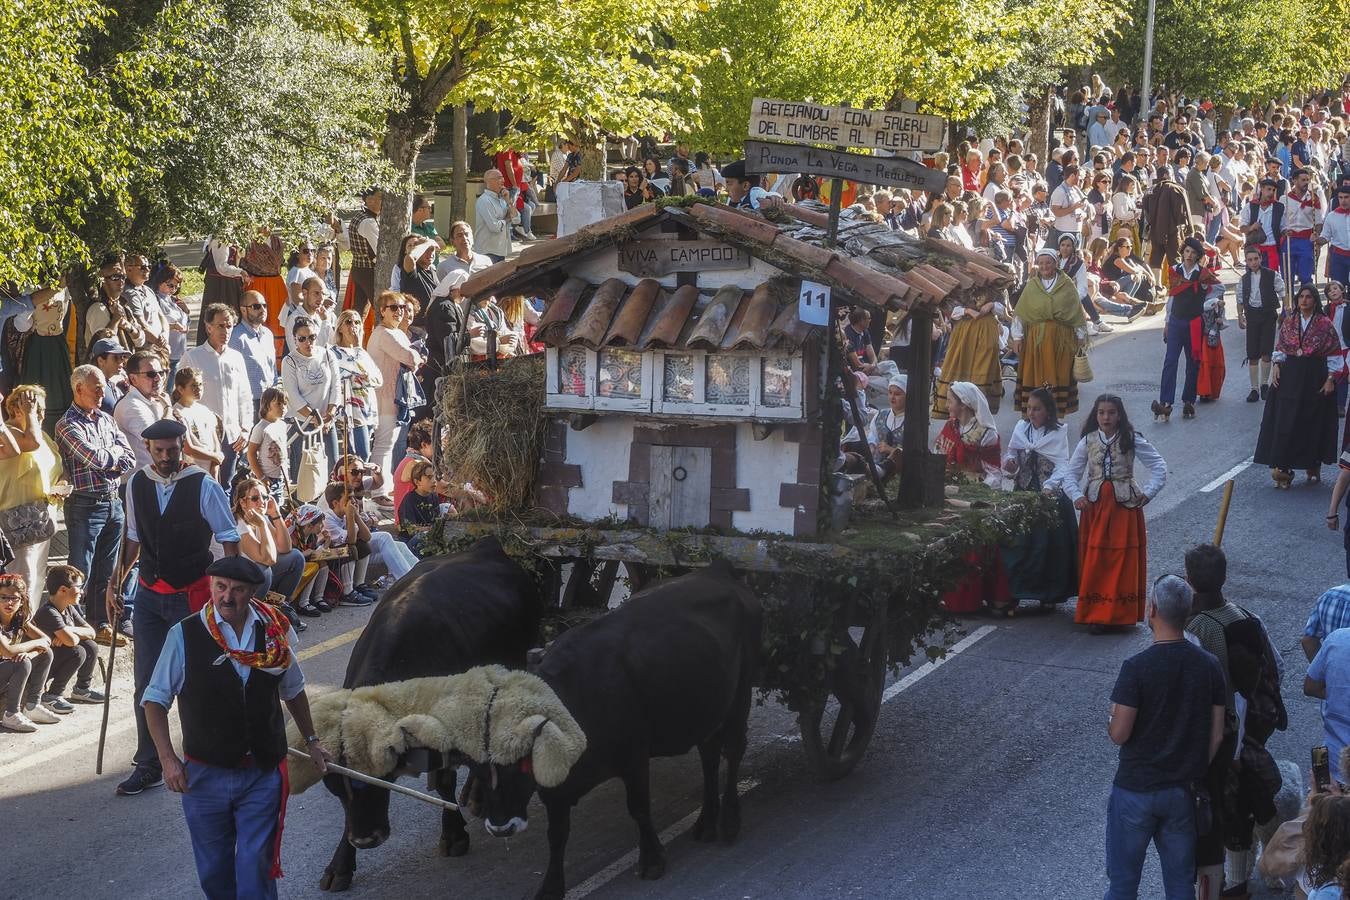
[287,665,587,794]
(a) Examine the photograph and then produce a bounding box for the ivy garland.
[421,489,1056,712]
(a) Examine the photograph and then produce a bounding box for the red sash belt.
[1332,245,1350,257]
[1286,229,1314,239]
[139,574,213,613]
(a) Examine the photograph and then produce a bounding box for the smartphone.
[1313,745,1331,792]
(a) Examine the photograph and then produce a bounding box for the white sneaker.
[1096,322,1114,333]
[1087,322,1100,335]
[2,711,37,732]
[23,703,60,725]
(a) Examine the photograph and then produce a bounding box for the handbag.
[1073,347,1094,383]
[0,500,55,548]
[293,422,329,503]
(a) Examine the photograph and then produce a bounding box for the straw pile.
[439,355,548,513]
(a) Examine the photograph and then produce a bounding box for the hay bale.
[438,356,547,512]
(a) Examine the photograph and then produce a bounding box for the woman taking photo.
[934,381,1011,616]
[1051,394,1166,633]
[0,387,61,608]
[1256,283,1343,488]
[230,478,307,630]
[281,315,341,479]
[367,291,423,502]
[1002,387,1078,610]
[329,309,382,461]
[1012,249,1089,415]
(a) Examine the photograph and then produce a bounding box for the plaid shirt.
[54,403,136,495]
[1304,584,1350,639]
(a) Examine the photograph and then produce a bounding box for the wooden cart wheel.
[798,599,888,781]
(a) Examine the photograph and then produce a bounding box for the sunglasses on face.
[0,595,20,603]
[243,494,263,502]
[105,274,126,282]
[296,334,316,343]
[136,370,165,380]
[243,303,266,311]
[385,305,407,312]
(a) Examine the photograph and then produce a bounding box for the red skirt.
[1074,482,1147,625]
[941,547,1011,614]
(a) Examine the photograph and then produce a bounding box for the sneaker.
[1096,322,1114,333]
[339,591,374,607]
[41,695,75,714]
[1126,303,1148,321]
[1087,322,1100,335]
[95,624,127,648]
[116,767,164,796]
[23,703,60,724]
[354,584,379,601]
[1246,389,1260,403]
[70,687,106,704]
[1,711,36,733]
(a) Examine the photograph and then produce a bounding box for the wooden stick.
[286,747,459,812]
[95,555,126,776]
[1212,479,1235,546]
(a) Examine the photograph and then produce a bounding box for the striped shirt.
[54,403,136,495]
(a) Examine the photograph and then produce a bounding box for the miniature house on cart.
[460,200,1011,538]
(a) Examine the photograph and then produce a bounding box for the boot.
[1183,402,1196,419]
[1272,468,1293,489]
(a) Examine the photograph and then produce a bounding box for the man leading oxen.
[298,537,541,893]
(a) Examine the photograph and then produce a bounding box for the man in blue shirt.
[107,418,241,798]
[228,290,277,419]
[1306,629,1350,786]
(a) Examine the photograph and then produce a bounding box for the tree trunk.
[376,106,435,300]
[578,125,606,180]
[1026,84,1053,164]
[451,104,469,223]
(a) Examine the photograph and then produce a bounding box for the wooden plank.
[670,446,712,529]
[748,97,945,153]
[617,239,749,277]
[648,446,673,530]
[742,141,947,194]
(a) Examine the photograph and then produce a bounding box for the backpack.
[1197,609,1288,743]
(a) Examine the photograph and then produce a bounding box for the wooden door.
[647,446,712,529]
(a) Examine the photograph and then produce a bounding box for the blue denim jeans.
[65,491,124,628]
[1160,316,1199,405]
[181,760,281,900]
[131,587,190,771]
[256,548,305,602]
[1104,783,1196,900]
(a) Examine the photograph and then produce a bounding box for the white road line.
[1201,458,1253,493]
[571,624,997,897]
[882,625,997,703]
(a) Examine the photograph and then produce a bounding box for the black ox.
[483,563,761,900]
[319,537,540,892]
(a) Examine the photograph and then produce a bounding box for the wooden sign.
[748,97,945,153]
[617,239,749,277]
[743,141,948,194]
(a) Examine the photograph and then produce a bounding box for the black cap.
[1182,236,1206,257]
[140,418,187,441]
[1259,177,1279,189]
[721,160,747,181]
[206,556,267,586]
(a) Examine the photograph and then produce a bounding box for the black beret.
[141,418,187,441]
[206,556,267,586]
[1182,236,1206,257]
[721,160,747,181]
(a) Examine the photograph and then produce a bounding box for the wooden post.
[824,178,843,249]
[899,307,934,509]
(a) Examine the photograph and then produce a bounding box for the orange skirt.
[253,274,289,358]
[1074,482,1147,625]
[342,279,376,344]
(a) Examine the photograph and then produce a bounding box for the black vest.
[1170,269,1208,322]
[179,613,287,769]
[1238,268,1279,314]
[131,470,213,590]
[1245,200,1283,241]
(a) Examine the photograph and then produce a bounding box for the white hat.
[432,268,470,298]
[888,374,908,393]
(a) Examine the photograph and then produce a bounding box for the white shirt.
[1050,182,1086,232]
[206,240,245,279]
[436,250,494,282]
[179,342,254,443]
[1325,207,1350,251]
[1104,119,1129,144]
[474,191,516,258]
[1049,430,1167,502]
[348,215,380,256]
[279,302,334,355]
[1111,191,1139,222]
[112,387,171,472]
[157,291,189,362]
[1239,202,1279,244]
[1284,189,1326,233]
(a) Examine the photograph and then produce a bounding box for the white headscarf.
[948,381,997,433]
[1006,418,1070,470]
[888,374,908,393]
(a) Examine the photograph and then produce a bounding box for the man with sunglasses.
[228,290,277,419]
[113,350,172,471]
[123,254,168,354]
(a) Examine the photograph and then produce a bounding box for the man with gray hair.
[1103,574,1226,900]
[474,168,519,264]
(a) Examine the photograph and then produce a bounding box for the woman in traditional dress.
[1012,249,1088,414]
[18,287,73,435]
[1193,244,1228,404]
[935,382,1012,616]
[933,290,1004,418]
[240,228,287,357]
[1001,387,1078,610]
[1054,394,1166,633]
[1255,283,1343,488]
[1323,279,1348,416]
